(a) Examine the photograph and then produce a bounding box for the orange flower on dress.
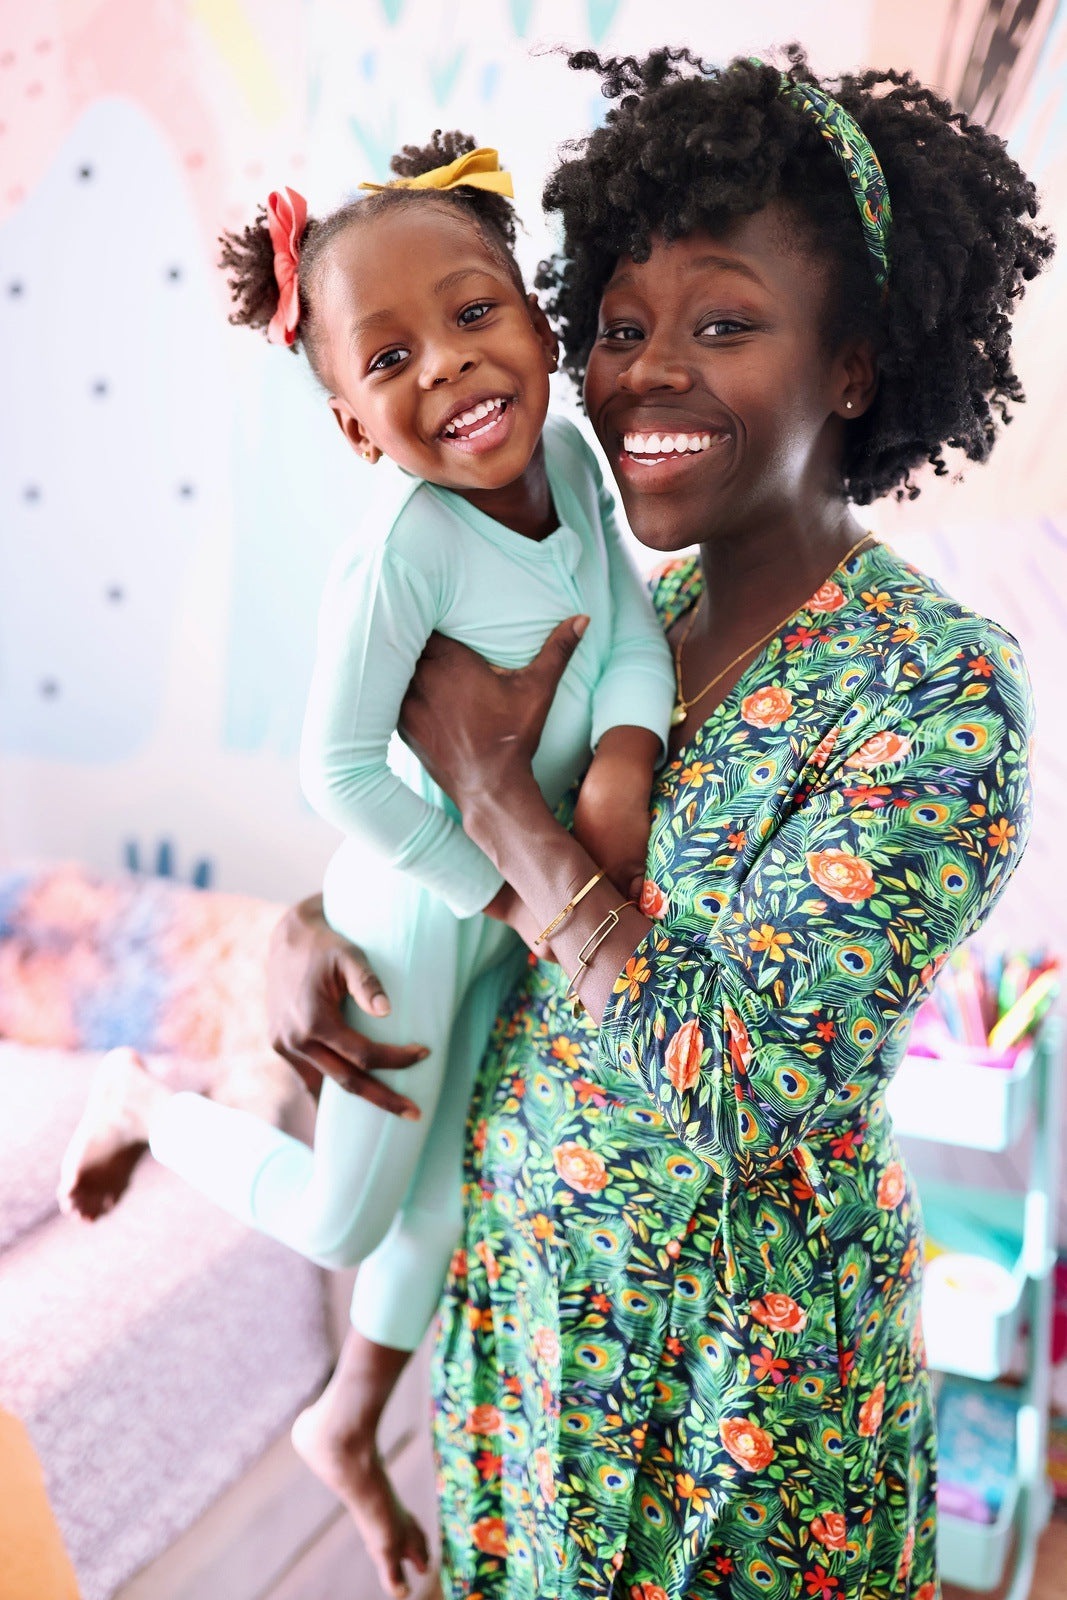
[631,1585,670,1600]
[806,849,876,903]
[665,1019,705,1093]
[810,1512,847,1551]
[474,1238,502,1282]
[471,1516,508,1556]
[876,1162,906,1209]
[988,817,1016,854]
[720,1416,776,1470]
[553,1141,609,1194]
[533,1326,561,1367]
[741,685,795,728]
[810,728,840,769]
[750,1293,808,1334]
[915,1585,938,1600]
[807,580,847,612]
[897,1528,915,1580]
[724,1005,752,1074]
[858,1380,886,1437]
[550,1035,583,1070]
[534,1445,556,1504]
[844,731,912,769]
[466,1404,503,1435]
[640,879,668,918]
[749,923,792,962]
[614,954,652,1002]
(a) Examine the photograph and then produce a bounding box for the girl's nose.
[419,345,477,389]
[616,335,691,396]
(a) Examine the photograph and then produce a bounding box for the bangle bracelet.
[536,869,604,946]
[564,900,637,1017]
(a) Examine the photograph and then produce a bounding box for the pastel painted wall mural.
[1,0,1064,960]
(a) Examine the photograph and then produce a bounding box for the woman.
[271,48,1047,1599]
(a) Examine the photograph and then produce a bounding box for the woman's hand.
[398,616,588,832]
[266,896,428,1118]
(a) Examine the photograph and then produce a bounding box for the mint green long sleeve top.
[299,415,676,918]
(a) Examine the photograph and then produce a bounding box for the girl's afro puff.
[219,130,521,385]
[536,46,1054,502]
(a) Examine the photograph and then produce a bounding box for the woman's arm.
[398,621,655,1021]
[266,895,428,1117]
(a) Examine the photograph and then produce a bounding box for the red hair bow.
[265,187,308,347]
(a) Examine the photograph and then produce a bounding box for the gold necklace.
[670,531,874,728]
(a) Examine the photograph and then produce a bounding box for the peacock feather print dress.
[432,541,1033,1600]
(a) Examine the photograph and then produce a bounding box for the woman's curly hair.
[536,46,1054,502]
[218,130,522,386]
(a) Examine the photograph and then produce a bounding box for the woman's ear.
[527,293,559,373]
[329,397,381,463]
[835,337,878,419]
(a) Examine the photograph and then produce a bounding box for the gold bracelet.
[564,900,637,1017]
[535,869,605,946]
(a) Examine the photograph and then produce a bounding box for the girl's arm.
[570,442,676,895]
[300,541,504,919]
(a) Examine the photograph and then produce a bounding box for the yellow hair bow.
[358,146,513,198]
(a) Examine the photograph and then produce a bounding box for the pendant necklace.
[670,531,874,729]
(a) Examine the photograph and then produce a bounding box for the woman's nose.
[616,334,691,395]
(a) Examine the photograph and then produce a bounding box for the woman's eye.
[459,302,493,325]
[369,347,410,372]
[599,323,643,344]
[699,319,748,338]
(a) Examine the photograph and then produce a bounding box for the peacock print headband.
[778,73,892,290]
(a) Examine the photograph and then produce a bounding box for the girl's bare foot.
[57,1048,169,1220]
[291,1394,430,1600]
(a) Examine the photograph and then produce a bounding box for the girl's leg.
[292,944,524,1597]
[149,848,477,1267]
[348,939,523,1345]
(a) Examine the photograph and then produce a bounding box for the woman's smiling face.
[583,204,858,553]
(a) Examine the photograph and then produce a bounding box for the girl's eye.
[369,347,410,373]
[459,302,493,325]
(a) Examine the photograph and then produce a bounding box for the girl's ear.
[329,396,382,463]
[835,338,878,419]
[527,292,559,373]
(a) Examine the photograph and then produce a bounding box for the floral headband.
[263,151,513,347]
[779,73,892,290]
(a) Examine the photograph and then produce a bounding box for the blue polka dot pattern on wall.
[0,98,228,761]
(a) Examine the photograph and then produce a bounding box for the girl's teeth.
[444,398,505,437]
[623,431,715,456]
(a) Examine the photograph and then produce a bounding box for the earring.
[548,352,559,373]
[845,400,854,411]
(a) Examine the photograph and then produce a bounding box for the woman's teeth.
[443,398,507,439]
[623,431,716,455]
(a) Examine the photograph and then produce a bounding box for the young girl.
[59,131,674,1595]
[265,51,1052,1600]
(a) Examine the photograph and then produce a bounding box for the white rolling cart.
[886,1013,1063,1595]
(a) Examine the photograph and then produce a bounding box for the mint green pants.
[149,836,525,1351]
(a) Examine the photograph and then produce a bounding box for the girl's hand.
[398,617,588,824]
[266,896,428,1118]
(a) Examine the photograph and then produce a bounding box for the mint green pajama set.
[149,415,674,1350]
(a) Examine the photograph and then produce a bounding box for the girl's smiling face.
[583,204,870,553]
[320,203,557,504]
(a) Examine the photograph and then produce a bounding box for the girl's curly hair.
[218,130,521,386]
[536,46,1054,502]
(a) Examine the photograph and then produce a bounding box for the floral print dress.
[432,542,1033,1600]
